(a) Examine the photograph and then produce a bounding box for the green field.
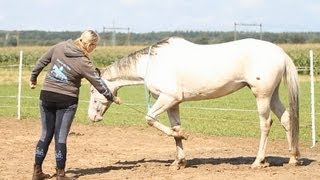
[0,44,319,144]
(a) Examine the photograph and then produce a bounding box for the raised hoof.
[172,127,189,140]
[170,159,187,170]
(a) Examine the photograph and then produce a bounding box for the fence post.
[310,50,316,147]
[17,50,23,120]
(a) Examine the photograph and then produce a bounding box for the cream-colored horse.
[88,37,300,169]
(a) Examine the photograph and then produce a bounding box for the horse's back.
[155,38,286,79]
[158,38,285,64]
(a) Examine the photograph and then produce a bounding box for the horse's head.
[87,86,109,122]
[88,68,117,122]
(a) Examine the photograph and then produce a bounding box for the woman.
[30,30,119,180]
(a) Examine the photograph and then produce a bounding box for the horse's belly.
[181,81,247,101]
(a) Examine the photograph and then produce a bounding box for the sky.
[1,0,320,33]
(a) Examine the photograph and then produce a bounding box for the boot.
[56,168,73,180]
[32,164,50,180]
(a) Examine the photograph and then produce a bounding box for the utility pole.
[3,31,19,46]
[234,23,262,40]
[102,26,130,46]
[4,32,9,46]
[15,31,19,46]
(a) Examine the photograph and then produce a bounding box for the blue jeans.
[34,100,78,169]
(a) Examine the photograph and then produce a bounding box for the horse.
[88,37,300,169]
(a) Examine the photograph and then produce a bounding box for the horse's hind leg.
[270,85,300,164]
[167,104,187,169]
[252,97,272,168]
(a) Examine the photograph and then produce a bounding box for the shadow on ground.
[67,156,314,178]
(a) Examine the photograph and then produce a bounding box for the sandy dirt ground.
[0,117,319,180]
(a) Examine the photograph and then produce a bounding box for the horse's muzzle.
[88,114,103,122]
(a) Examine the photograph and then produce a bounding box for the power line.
[234,22,262,40]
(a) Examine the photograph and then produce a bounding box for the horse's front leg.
[167,105,188,169]
[145,93,188,140]
[171,137,187,170]
[145,93,188,169]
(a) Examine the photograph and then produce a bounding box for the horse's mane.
[125,36,173,57]
[102,37,175,79]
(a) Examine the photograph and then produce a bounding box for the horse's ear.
[95,68,101,77]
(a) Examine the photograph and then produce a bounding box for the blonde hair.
[74,30,100,57]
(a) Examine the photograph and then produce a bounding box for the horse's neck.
[102,56,148,88]
[108,79,144,90]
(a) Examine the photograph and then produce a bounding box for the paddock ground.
[0,117,319,180]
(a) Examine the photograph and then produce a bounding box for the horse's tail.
[283,53,300,156]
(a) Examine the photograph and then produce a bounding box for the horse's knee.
[146,119,155,126]
[145,115,157,126]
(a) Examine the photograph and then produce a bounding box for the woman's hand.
[29,80,37,89]
[113,96,121,105]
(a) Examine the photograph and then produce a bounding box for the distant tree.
[0,30,320,46]
[7,36,18,46]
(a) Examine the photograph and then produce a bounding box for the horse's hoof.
[170,164,181,170]
[172,128,189,140]
[177,132,189,140]
[288,155,303,165]
[251,162,269,169]
[170,159,187,170]
[288,159,303,166]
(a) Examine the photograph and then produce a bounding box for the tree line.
[1,30,320,46]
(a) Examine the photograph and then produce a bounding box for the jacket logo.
[50,64,68,82]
